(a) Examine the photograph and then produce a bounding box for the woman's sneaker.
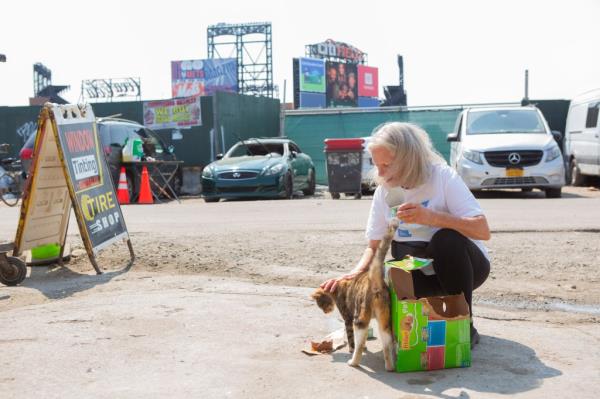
[470,325,480,349]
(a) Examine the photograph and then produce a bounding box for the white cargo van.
[564,89,600,185]
[447,106,565,198]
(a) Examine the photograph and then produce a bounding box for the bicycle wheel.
[0,172,19,207]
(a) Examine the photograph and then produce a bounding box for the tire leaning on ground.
[570,158,587,186]
[544,188,562,198]
[331,192,340,199]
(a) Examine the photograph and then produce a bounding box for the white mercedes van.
[563,89,600,186]
[447,106,565,198]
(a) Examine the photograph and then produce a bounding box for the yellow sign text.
[80,192,116,221]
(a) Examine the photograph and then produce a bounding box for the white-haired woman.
[321,122,491,347]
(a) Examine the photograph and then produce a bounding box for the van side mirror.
[216,153,224,160]
[551,130,563,142]
[447,132,459,142]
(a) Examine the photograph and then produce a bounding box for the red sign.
[358,65,379,98]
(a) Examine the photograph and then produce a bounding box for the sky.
[1,0,599,107]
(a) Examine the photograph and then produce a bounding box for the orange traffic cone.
[117,167,130,204]
[138,166,153,204]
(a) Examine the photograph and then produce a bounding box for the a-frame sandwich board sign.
[13,103,134,274]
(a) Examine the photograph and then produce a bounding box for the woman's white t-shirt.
[365,163,489,260]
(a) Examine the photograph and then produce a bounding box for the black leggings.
[391,229,490,317]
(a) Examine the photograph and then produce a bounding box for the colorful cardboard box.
[386,259,471,372]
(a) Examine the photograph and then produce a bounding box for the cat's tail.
[369,219,398,291]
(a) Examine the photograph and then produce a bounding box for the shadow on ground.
[331,334,561,398]
[18,259,132,300]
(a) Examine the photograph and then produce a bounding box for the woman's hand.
[320,244,378,293]
[320,269,364,293]
[397,202,435,225]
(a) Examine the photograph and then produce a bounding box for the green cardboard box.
[386,260,471,372]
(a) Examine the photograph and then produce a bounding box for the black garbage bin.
[324,138,364,199]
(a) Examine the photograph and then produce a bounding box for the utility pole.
[521,69,530,106]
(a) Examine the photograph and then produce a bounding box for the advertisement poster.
[143,96,202,130]
[56,120,128,252]
[325,61,358,107]
[358,65,379,98]
[299,58,325,93]
[171,59,237,98]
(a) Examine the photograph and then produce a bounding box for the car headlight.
[202,167,214,178]
[263,163,285,176]
[462,149,483,165]
[545,145,561,162]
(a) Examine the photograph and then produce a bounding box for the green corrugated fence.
[284,107,462,184]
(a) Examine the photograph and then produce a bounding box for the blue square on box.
[427,320,447,346]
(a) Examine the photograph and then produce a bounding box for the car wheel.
[204,197,220,203]
[544,188,562,198]
[331,192,340,199]
[302,169,316,196]
[570,158,587,186]
[354,192,362,199]
[283,172,293,199]
[521,188,533,193]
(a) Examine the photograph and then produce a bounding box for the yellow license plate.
[506,168,524,177]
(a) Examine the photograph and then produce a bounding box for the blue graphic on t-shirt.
[421,200,430,207]
[397,228,412,237]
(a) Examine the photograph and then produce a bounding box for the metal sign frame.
[14,103,134,274]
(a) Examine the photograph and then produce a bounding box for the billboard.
[325,61,358,107]
[171,59,237,98]
[358,65,379,98]
[143,96,202,130]
[299,58,325,93]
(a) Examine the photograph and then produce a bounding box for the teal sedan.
[201,138,316,202]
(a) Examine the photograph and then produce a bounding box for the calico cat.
[312,221,397,370]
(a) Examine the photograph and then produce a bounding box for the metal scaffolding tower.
[207,22,274,98]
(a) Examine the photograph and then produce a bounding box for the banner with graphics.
[171,58,237,98]
[143,96,202,130]
[357,65,379,98]
[299,58,326,93]
[55,109,128,253]
[325,61,358,107]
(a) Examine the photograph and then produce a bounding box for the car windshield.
[466,109,546,134]
[134,127,166,154]
[226,142,285,158]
